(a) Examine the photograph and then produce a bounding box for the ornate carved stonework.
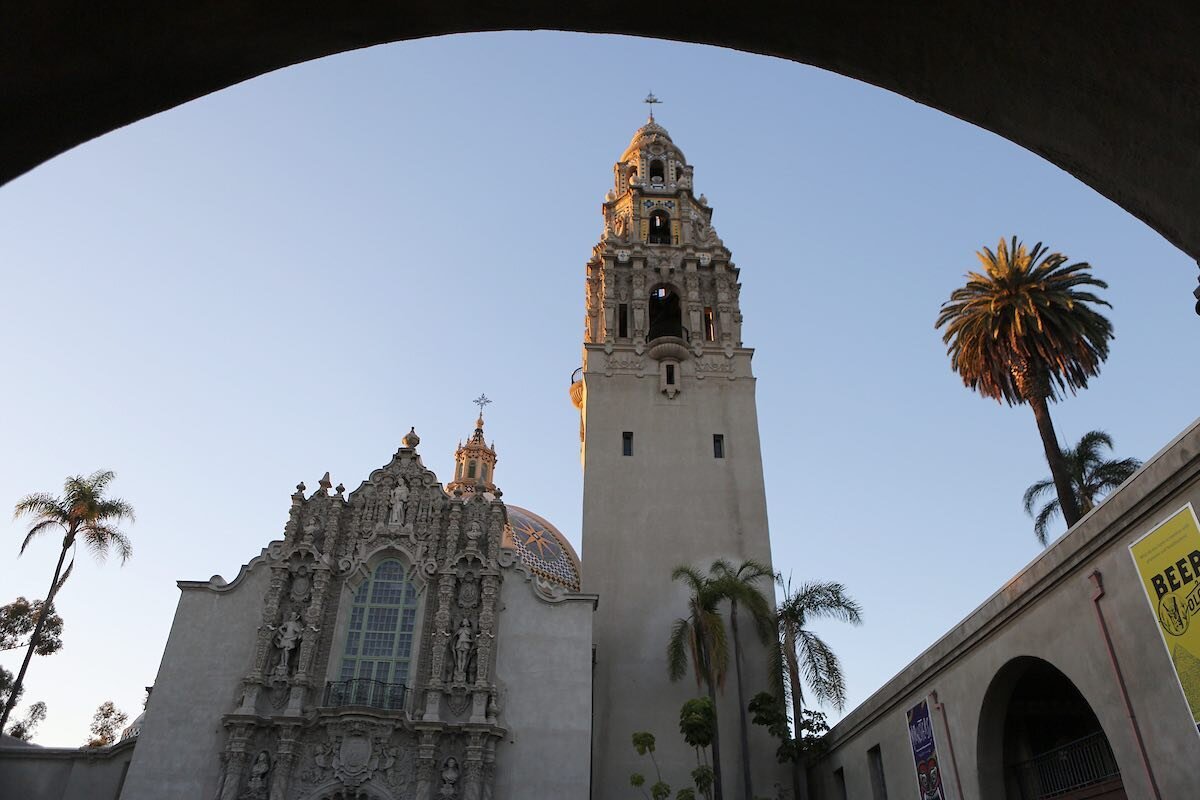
[214,431,518,799]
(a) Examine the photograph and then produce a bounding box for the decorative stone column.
[267,724,301,800]
[217,723,254,800]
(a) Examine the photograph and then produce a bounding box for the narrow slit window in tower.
[665,364,675,385]
[622,431,633,457]
[713,434,724,459]
[648,210,671,244]
[618,303,629,338]
[704,307,716,341]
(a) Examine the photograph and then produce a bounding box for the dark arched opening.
[978,657,1125,800]
[648,286,682,341]
[647,210,671,244]
[649,158,665,184]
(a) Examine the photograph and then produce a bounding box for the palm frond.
[19,518,63,555]
[667,618,691,683]
[1033,498,1061,545]
[1021,478,1055,515]
[796,629,847,711]
[702,608,729,690]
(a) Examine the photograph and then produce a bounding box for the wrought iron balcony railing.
[322,679,408,712]
[1008,730,1121,799]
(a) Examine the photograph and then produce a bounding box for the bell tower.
[575,116,783,798]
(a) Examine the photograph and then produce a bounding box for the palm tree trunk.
[729,600,753,800]
[706,676,725,800]
[0,538,70,731]
[1028,392,1082,526]
[784,625,805,800]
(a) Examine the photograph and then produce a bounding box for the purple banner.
[906,699,946,800]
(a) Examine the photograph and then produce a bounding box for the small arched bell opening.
[648,210,671,244]
[977,656,1125,800]
[649,158,665,184]
[648,286,683,341]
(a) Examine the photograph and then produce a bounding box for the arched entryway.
[978,657,1124,800]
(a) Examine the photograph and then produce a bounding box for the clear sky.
[0,32,1195,746]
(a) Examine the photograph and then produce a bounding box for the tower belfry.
[576,117,781,797]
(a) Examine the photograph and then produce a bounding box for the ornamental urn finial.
[402,427,420,449]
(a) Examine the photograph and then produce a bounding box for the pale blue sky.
[1,32,1195,746]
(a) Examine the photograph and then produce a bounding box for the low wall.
[0,737,135,800]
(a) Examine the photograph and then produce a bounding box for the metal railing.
[1008,730,1121,799]
[322,679,408,712]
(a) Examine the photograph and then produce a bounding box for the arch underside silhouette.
[4,3,1200,282]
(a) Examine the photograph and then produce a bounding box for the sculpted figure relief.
[453,618,474,681]
[240,751,270,800]
[439,757,461,798]
[273,612,304,675]
[388,480,409,526]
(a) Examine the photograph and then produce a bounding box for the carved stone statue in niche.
[388,480,409,526]
[240,750,270,799]
[302,516,321,544]
[439,757,461,798]
[465,521,483,548]
[272,612,304,677]
[452,618,474,682]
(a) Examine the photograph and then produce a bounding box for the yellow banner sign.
[1130,503,1200,730]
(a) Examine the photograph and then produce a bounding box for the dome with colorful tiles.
[503,505,581,592]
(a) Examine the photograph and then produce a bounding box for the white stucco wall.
[491,571,595,799]
[119,562,269,799]
[582,347,788,799]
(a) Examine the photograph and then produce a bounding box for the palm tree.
[709,559,775,800]
[667,565,729,800]
[0,470,134,731]
[936,236,1114,529]
[776,578,862,746]
[1023,429,1141,544]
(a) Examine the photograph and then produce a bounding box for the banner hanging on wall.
[906,698,946,800]
[1130,502,1200,734]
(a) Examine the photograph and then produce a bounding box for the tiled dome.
[503,505,581,592]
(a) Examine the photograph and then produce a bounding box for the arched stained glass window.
[340,560,420,689]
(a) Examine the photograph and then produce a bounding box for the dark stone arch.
[3,4,1200,272]
[977,656,1125,800]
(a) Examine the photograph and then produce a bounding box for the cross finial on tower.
[473,393,492,419]
[644,91,662,122]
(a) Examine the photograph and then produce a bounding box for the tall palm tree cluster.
[667,560,862,800]
[937,236,1139,543]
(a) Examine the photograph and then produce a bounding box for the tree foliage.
[1,470,134,731]
[1023,430,1142,544]
[0,597,64,655]
[86,700,128,748]
[936,236,1115,529]
[777,578,863,712]
[935,237,1112,406]
[6,701,47,742]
